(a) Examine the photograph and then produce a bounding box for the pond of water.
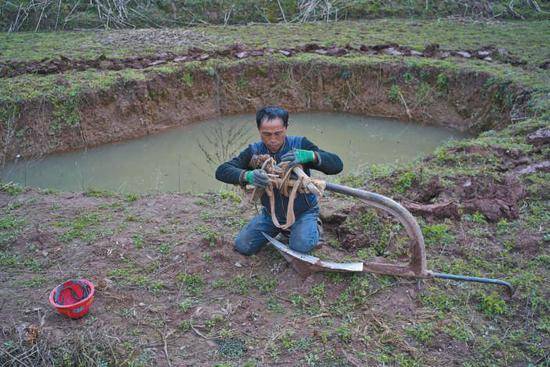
[1,112,469,193]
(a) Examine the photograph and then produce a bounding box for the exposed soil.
[1,161,547,365]
[0,189,424,366]
[0,56,530,165]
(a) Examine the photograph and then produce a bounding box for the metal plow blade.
[262,232,363,277]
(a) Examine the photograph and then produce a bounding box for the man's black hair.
[256,106,289,129]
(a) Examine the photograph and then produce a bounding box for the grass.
[57,212,101,243]
[2,19,549,66]
[0,181,24,195]
[176,272,205,296]
[0,213,25,245]
[421,222,455,247]
[195,224,219,245]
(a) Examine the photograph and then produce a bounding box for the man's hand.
[245,169,270,188]
[280,149,316,167]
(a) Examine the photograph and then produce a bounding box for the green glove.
[280,149,316,166]
[245,169,269,188]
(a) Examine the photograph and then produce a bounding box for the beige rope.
[249,156,325,230]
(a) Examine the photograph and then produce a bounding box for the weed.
[332,291,352,316]
[422,223,455,247]
[132,233,144,249]
[84,187,114,198]
[0,251,19,266]
[347,275,371,304]
[0,181,24,195]
[388,84,401,103]
[195,224,219,245]
[16,275,47,288]
[443,320,473,342]
[394,353,421,367]
[335,324,352,343]
[219,189,241,203]
[290,293,305,308]
[176,272,204,296]
[394,170,416,193]
[309,282,325,300]
[478,291,507,316]
[205,314,224,330]
[212,278,227,288]
[230,275,252,295]
[179,320,192,332]
[420,287,461,312]
[496,218,510,235]
[338,174,365,188]
[125,193,139,202]
[157,243,171,255]
[465,211,488,224]
[216,338,246,359]
[125,214,139,222]
[0,214,25,231]
[406,322,435,344]
[356,248,376,260]
[339,69,352,80]
[194,199,208,206]
[255,275,277,294]
[108,266,152,289]
[279,331,296,350]
[149,281,165,294]
[403,72,414,84]
[181,72,193,87]
[436,73,449,93]
[266,297,284,313]
[58,212,100,243]
[415,82,434,107]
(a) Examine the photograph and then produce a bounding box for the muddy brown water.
[1,112,469,193]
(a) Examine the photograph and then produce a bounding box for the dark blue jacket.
[215,136,343,223]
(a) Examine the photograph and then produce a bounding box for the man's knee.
[234,230,261,256]
[289,228,319,254]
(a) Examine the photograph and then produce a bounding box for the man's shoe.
[317,218,324,246]
[276,230,290,244]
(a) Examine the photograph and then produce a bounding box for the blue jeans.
[235,206,320,256]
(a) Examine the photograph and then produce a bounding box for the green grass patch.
[0,181,24,195]
[57,212,101,243]
[176,272,205,296]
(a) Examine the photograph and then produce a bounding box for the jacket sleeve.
[215,145,253,185]
[301,137,343,175]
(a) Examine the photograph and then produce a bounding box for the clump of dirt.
[456,174,526,221]
[0,42,525,78]
[403,174,526,222]
[527,127,550,146]
[385,144,534,222]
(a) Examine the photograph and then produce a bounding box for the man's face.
[258,117,287,153]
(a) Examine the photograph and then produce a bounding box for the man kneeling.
[215,106,343,255]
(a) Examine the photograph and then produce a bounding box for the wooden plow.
[261,179,514,295]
